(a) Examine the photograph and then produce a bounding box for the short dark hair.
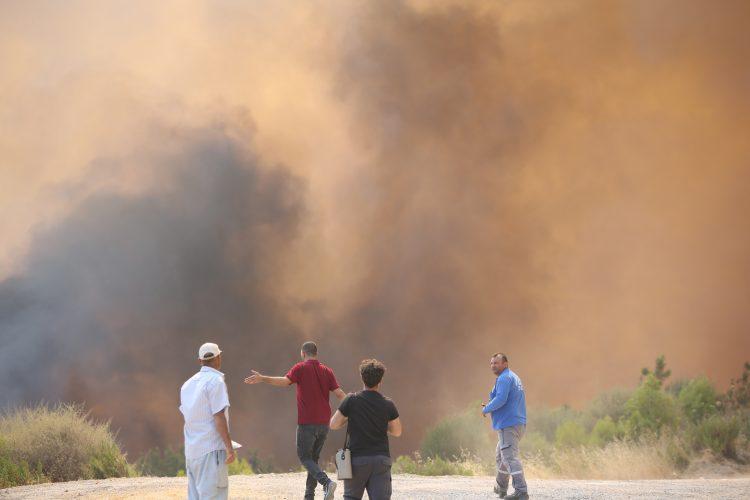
[492,352,508,363]
[301,341,318,356]
[359,359,386,388]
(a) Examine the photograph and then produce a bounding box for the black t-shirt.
[338,390,399,458]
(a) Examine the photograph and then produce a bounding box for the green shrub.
[228,457,254,475]
[244,449,276,474]
[666,379,690,397]
[420,404,493,460]
[678,376,718,424]
[0,404,130,484]
[137,447,185,477]
[725,362,750,410]
[624,375,678,438]
[0,455,43,489]
[590,416,621,447]
[520,431,554,459]
[586,388,632,424]
[392,454,479,476]
[527,406,579,442]
[742,410,750,440]
[689,414,741,458]
[554,420,588,448]
[641,355,671,386]
[0,436,47,489]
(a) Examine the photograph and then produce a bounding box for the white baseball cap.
[198,342,222,360]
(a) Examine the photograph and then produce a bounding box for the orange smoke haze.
[1,0,749,465]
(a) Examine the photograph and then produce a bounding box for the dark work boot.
[494,483,508,497]
[505,491,529,500]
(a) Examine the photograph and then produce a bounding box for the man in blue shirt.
[482,353,528,499]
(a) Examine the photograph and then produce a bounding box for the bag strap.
[339,424,350,461]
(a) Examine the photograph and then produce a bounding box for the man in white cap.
[180,342,236,500]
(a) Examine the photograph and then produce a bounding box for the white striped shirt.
[179,366,230,459]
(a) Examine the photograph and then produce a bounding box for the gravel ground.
[2,473,750,499]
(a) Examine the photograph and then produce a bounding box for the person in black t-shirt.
[330,359,402,500]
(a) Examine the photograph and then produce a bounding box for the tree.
[625,374,679,437]
[641,354,671,386]
[678,376,718,423]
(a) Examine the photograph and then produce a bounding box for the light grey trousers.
[496,425,527,493]
[187,449,229,500]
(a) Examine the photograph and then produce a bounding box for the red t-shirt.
[285,359,340,425]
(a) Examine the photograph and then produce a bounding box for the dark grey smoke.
[0,122,306,455]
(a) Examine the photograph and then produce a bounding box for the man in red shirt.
[245,341,345,500]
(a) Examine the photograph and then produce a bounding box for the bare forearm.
[262,375,292,386]
[213,412,232,450]
[333,388,346,401]
[388,418,402,437]
[329,410,347,430]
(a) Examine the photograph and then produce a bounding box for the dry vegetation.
[0,404,130,488]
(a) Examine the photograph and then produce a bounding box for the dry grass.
[523,439,678,480]
[0,403,131,484]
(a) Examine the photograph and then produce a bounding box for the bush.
[392,454,482,476]
[228,456,254,475]
[520,431,553,459]
[664,436,690,470]
[689,414,741,458]
[420,404,493,461]
[523,438,678,479]
[0,404,130,485]
[666,379,690,397]
[678,376,718,424]
[725,362,750,410]
[245,449,276,474]
[137,447,185,477]
[590,416,621,447]
[624,375,678,438]
[586,388,632,424]
[138,446,267,477]
[554,420,588,448]
[0,436,46,489]
[527,406,579,442]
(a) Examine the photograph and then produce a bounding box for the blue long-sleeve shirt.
[482,368,526,430]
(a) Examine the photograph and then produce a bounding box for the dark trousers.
[344,455,392,500]
[297,424,330,498]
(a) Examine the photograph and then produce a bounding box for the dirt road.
[2,473,749,499]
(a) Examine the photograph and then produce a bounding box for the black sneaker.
[494,484,508,497]
[323,480,337,500]
[505,491,529,500]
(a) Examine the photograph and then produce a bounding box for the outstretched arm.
[244,370,292,386]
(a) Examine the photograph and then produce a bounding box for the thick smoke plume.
[1,0,750,464]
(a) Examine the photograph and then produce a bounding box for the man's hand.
[225,449,236,464]
[481,402,487,418]
[244,370,263,384]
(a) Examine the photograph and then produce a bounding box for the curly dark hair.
[359,359,386,388]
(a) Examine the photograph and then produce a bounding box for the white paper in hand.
[231,440,243,450]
